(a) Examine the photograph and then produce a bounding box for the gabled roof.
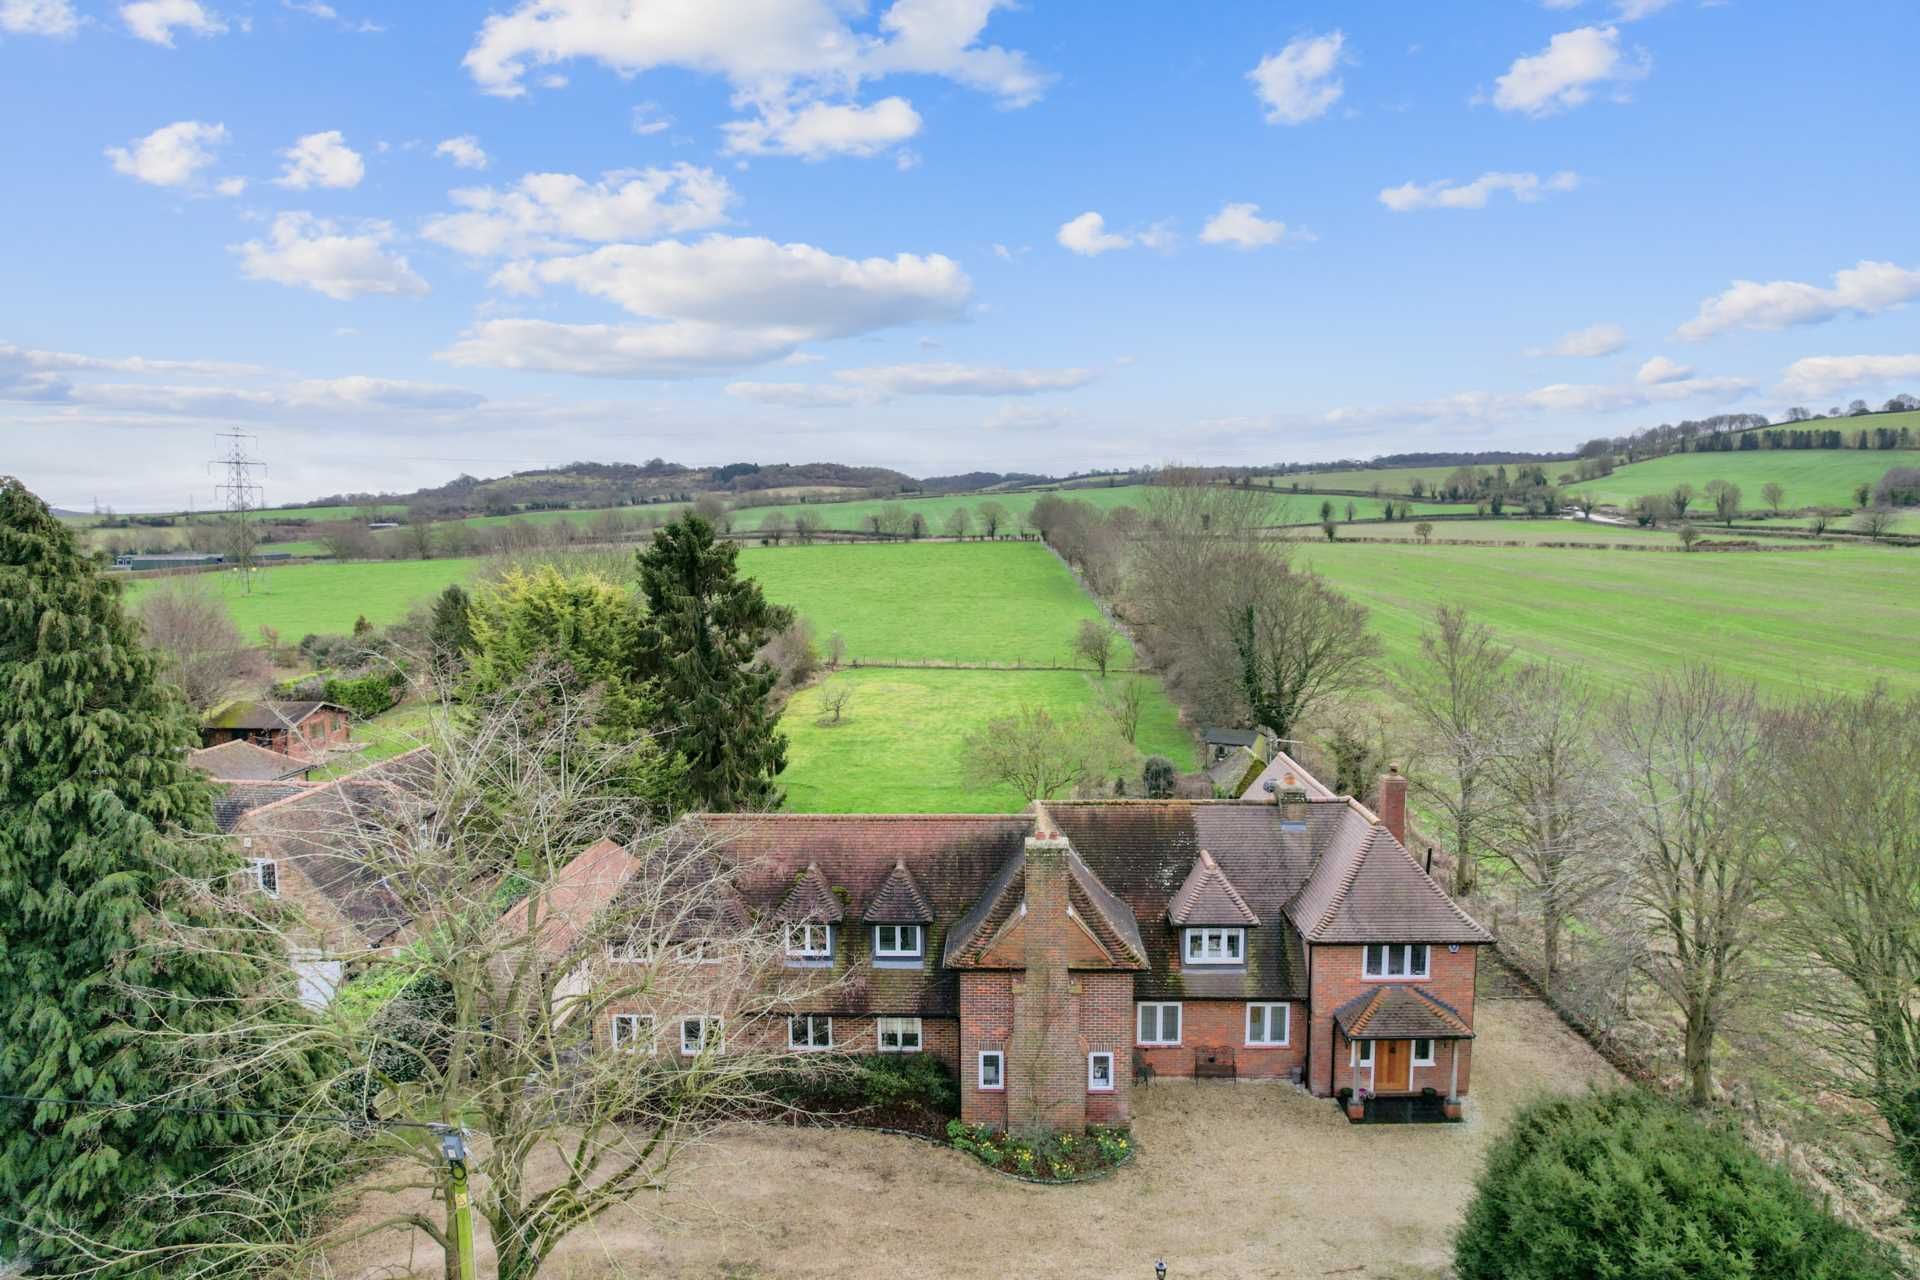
[1286,814,1492,945]
[862,860,935,922]
[498,837,638,959]
[1332,986,1475,1040]
[1167,849,1259,926]
[1241,749,1337,802]
[771,862,844,923]
[1205,746,1265,794]
[204,700,345,731]
[191,739,312,781]
[213,781,310,832]
[941,845,1148,970]
[1204,727,1261,748]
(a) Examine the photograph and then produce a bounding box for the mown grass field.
[1301,541,1920,699]
[121,559,482,640]
[1572,441,1920,511]
[735,542,1132,665]
[779,669,1194,812]
[1317,517,1787,545]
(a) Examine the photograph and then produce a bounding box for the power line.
[207,430,267,593]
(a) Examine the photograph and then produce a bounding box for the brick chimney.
[1007,833,1085,1131]
[1378,766,1407,845]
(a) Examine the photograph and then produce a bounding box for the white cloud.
[1527,322,1627,358]
[1380,170,1580,211]
[120,0,226,45]
[1,0,79,36]
[275,130,365,189]
[983,404,1076,431]
[422,165,735,257]
[461,0,1048,158]
[233,212,429,301]
[1492,26,1648,117]
[723,96,922,159]
[1248,31,1345,125]
[1057,211,1173,256]
[0,341,270,402]
[726,361,1093,407]
[435,135,490,170]
[105,120,227,188]
[1614,0,1676,18]
[630,103,672,135]
[1637,355,1693,384]
[1677,260,1920,340]
[725,380,870,408]
[215,176,246,196]
[1777,354,1920,399]
[1198,202,1292,250]
[283,0,335,16]
[444,234,971,377]
[1324,372,1752,431]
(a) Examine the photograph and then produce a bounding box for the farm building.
[510,760,1491,1129]
[200,699,351,761]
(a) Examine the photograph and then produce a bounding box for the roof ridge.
[1385,835,1494,941]
[693,812,1036,822]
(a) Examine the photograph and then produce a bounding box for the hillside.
[1569,442,1920,510]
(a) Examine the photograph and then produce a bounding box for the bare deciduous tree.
[136,576,268,712]
[825,629,846,669]
[1415,521,1435,543]
[1764,687,1920,1198]
[1231,567,1379,746]
[1676,522,1701,551]
[1852,507,1898,539]
[1394,605,1512,896]
[816,679,854,726]
[1761,481,1786,515]
[791,510,823,545]
[942,507,972,539]
[960,705,1129,802]
[1098,677,1145,745]
[758,511,790,544]
[975,501,1007,540]
[1611,664,1775,1107]
[1073,619,1117,677]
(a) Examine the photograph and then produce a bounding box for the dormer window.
[248,858,279,898]
[784,923,833,964]
[1364,943,1430,979]
[873,923,922,959]
[1183,927,1245,965]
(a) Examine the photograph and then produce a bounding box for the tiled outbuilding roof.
[862,860,935,922]
[213,781,310,832]
[190,739,311,781]
[205,700,343,731]
[771,862,845,923]
[1332,986,1475,1040]
[1240,750,1338,802]
[1288,815,1492,945]
[1166,849,1260,926]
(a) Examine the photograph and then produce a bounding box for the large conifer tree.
[0,477,332,1273]
[634,513,789,811]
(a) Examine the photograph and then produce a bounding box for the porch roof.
[1332,986,1474,1041]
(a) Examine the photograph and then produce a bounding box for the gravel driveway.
[330,994,1617,1280]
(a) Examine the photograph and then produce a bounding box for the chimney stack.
[1378,766,1407,845]
[1008,833,1085,1131]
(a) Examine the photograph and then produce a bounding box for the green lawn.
[310,701,437,780]
[1302,541,1920,699]
[1573,444,1920,511]
[121,558,482,640]
[779,669,1195,812]
[736,542,1131,666]
[1331,518,1736,545]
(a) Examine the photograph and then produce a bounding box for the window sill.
[1136,1042,1181,1049]
[976,1085,1005,1092]
[877,1045,923,1054]
[1359,975,1430,983]
[872,958,925,969]
[1087,1086,1115,1094]
[784,959,833,969]
[1243,1042,1291,1049]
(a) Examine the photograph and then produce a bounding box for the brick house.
[537,760,1491,1130]
[200,700,351,761]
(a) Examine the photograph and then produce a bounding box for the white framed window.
[873,923,922,958]
[977,1050,1005,1090]
[1246,1002,1290,1046]
[248,858,280,898]
[787,1014,833,1051]
[606,938,654,964]
[1355,1038,1373,1065]
[784,923,833,963]
[1183,927,1245,965]
[1363,943,1430,979]
[1413,1037,1436,1066]
[876,1017,923,1053]
[1088,1051,1115,1092]
[610,1013,654,1054]
[680,1015,722,1056]
[1136,1002,1182,1045]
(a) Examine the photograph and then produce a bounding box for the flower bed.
[947,1121,1134,1183]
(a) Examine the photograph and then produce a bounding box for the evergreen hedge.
[1455,1088,1901,1280]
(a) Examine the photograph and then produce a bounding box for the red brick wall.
[1080,972,1132,1126]
[1307,943,1478,1096]
[959,971,1013,1129]
[1133,1000,1307,1081]
[594,1007,960,1070]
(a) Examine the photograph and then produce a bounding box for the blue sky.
[4,0,1919,508]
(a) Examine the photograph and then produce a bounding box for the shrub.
[1875,466,1920,507]
[323,668,406,719]
[1141,755,1177,798]
[774,1053,959,1118]
[1454,1089,1902,1280]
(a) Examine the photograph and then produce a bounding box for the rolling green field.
[1572,443,1920,511]
[780,669,1194,812]
[1280,465,1473,495]
[1323,518,1787,545]
[1302,541,1920,699]
[121,559,482,639]
[737,542,1131,665]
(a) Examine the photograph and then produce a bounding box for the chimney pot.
[1378,766,1408,845]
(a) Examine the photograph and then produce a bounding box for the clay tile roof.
[941,844,1148,970]
[1287,809,1492,945]
[1241,750,1338,802]
[1068,852,1149,968]
[1167,848,1260,926]
[771,862,845,923]
[1332,986,1475,1040]
[499,838,638,959]
[204,700,343,731]
[862,860,935,923]
[213,781,311,832]
[190,739,312,781]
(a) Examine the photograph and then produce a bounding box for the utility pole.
[435,1127,478,1280]
[208,430,266,594]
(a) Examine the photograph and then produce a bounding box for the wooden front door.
[1377,1039,1412,1092]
